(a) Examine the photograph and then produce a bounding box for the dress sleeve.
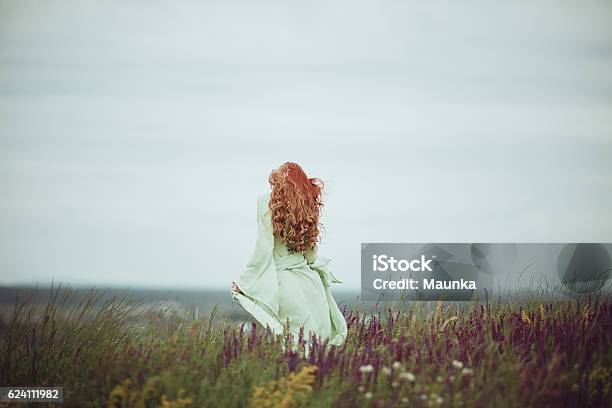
[305,248,347,346]
[236,193,280,318]
[325,284,348,346]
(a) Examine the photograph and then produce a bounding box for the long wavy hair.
[268,162,324,253]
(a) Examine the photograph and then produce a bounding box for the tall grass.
[0,285,610,407]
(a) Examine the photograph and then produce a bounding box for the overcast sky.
[1,0,611,290]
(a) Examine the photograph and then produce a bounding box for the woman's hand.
[231,281,243,294]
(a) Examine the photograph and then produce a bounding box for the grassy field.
[0,286,610,407]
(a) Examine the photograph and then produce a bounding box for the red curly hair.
[268,162,324,253]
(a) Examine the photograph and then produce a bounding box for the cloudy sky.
[1,0,611,290]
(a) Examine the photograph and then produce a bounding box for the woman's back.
[233,164,347,346]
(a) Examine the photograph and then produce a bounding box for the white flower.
[399,372,416,382]
[461,367,473,376]
[401,397,409,403]
[431,393,443,404]
[452,360,464,369]
[359,364,374,373]
[358,385,365,392]
[392,381,399,388]
[392,361,403,370]
[420,394,428,401]
[364,392,373,399]
[382,366,392,376]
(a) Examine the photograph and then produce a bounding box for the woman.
[232,162,347,346]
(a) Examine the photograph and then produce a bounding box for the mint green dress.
[233,192,347,346]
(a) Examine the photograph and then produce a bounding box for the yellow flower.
[250,365,317,408]
[159,389,193,408]
[582,306,593,325]
[521,310,531,325]
[106,379,192,408]
[107,379,138,408]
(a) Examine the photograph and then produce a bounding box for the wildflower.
[358,386,365,392]
[382,366,392,376]
[392,381,399,388]
[399,372,416,382]
[434,396,443,404]
[521,310,531,325]
[108,379,137,407]
[583,306,593,324]
[401,397,409,403]
[449,375,455,382]
[364,392,373,400]
[250,365,317,408]
[452,360,464,369]
[160,389,193,407]
[461,367,473,376]
[420,394,428,401]
[392,361,403,370]
[359,364,374,373]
